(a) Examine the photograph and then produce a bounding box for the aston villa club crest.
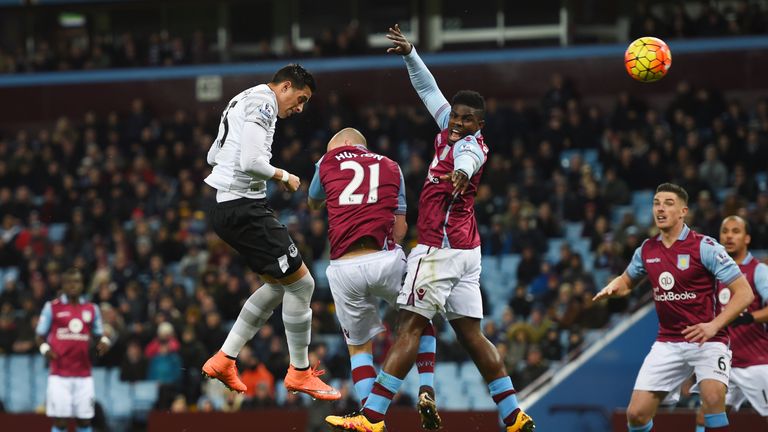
[677,254,690,271]
[82,310,92,323]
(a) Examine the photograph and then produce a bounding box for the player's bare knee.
[54,419,68,428]
[76,418,91,427]
[626,404,652,425]
[699,390,725,412]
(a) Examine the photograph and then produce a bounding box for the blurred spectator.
[120,340,148,382]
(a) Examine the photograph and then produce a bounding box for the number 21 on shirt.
[339,161,379,205]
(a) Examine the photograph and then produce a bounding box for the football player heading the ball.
[201,64,340,401]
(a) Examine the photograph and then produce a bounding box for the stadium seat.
[30,355,47,408]
[546,238,566,264]
[8,356,32,411]
[499,254,521,279]
[756,171,767,191]
[631,190,654,227]
[312,260,330,289]
[458,362,484,391]
[275,379,287,405]
[611,205,633,226]
[132,380,160,415]
[110,393,133,419]
[0,355,7,402]
[564,222,583,241]
[93,368,109,409]
[47,223,68,243]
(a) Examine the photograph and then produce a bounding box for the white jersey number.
[339,161,379,205]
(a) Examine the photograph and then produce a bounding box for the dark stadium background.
[1,0,768,431]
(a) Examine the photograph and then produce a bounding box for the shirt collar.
[655,224,690,242]
[59,295,85,304]
[741,252,753,265]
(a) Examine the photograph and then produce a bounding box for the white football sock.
[221,282,283,357]
[281,272,314,369]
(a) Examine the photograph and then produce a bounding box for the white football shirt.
[205,84,278,200]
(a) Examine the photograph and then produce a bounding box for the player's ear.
[282,81,292,92]
[477,119,485,129]
[745,233,751,246]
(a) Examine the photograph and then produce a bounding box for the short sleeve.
[754,262,768,305]
[308,160,326,201]
[92,304,104,337]
[396,165,407,215]
[699,237,742,285]
[36,301,52,337]
[625,242,647,280]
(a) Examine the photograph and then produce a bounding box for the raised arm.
[386,24,450,129]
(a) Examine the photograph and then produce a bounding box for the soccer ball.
[624,37,672,83]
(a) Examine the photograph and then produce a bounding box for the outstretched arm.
[386,24,450,129]
[592,272,638,301]
[593,243,646,301]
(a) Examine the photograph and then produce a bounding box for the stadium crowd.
[0,21,368,74]
[4,0,768,74]
[0,72,767,415]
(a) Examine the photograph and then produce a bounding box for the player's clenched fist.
[284,174,300,192]
[386,24,412,55]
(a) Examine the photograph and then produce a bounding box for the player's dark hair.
[452,90,485,118]
[722,215,751,235]
[271,64,316,92]
[656,183,688,204]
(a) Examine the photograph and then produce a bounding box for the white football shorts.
[726,364,768,416]
[396,244,482,320]
[326,248,406,345]
[46,375,95,419]
[635,341,731,400]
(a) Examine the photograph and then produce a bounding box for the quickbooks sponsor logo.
[653,291,697,302]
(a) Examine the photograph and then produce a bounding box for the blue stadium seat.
[564,222,583,241]
[499,254,521,279]
[108,373,132,417]
[469,391,496,410]
[546,238,566,264]
[756,171,767,191]
[611,205,633,226]
[132,380,160,415]
[631,190,654,227]
[0,355,7,403]
[275,379,287,405]
[716,188,733,203]
[93,368,109,409]
[458,362,484,388]
[313,260,330,289]
[110,393,133,418]
[592,269,612,290]
[8,356,32,411]
[47,223,68,243]
[30,355,47,408]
